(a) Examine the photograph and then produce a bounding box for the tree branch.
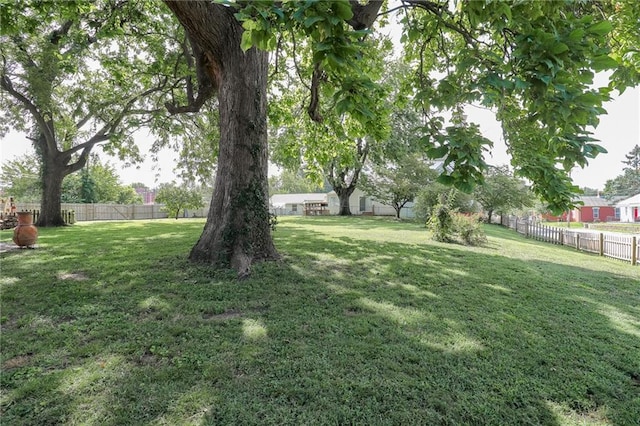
[0,72,55,145]
[165,37,217,115]
[347,0,384,30]
[307,63,325,122]
[402,0,477,46]
[163,0,232,112]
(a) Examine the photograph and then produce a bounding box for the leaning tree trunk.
[165,2,279,276]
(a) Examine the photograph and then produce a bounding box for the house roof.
[270,193,326,208]
[575,196,612,207]
[615,193,640,207]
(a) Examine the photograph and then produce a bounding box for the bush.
[426,192,456,242]
[454,214,487,246]
[415,183,477,223]
[426,191,487,246]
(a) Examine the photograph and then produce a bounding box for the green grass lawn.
[1,217,639,425]
[541,221,640,234]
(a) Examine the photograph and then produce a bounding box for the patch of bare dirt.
[2,354,33,369]
[203,310,243,321]
[57,272,89,281]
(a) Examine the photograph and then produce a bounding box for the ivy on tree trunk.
[165,1,279,277]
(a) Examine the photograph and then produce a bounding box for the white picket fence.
[502,216,639,266]
[15,203,209,222]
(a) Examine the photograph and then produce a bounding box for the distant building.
[616,193,640,222]
[135,187,157,204]
[543,196,617,222]
[269,189,415,218]
[270,193,327,216]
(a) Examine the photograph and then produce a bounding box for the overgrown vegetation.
[2,218,638,424]
[426,191,487,245]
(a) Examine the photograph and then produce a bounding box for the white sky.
[1,82,637,190]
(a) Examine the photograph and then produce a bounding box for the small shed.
[303,201,329,216]
[269,193,327,216]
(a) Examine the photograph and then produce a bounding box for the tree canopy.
[604,145,640,198]
[268,170,326,195]
[0,153,143,204]
[472,165,535,223]
[155,183,205,220]
[361,155,437,219]
[0,0,216,225]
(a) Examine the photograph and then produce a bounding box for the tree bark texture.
[38,152,67,227]
[165,1,279,276]
[335,186,355,216]
[394,206,401,219]
[36,131,93,227]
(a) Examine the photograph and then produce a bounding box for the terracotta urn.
[13,211,38,248]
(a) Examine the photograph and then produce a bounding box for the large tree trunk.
[37,154,67,227]
[335,187,355,216]
[165,1,279,276]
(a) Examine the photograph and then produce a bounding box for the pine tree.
[623,145,640,171]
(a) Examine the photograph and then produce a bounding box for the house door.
[359,197,366,212]
[635,207,639,221]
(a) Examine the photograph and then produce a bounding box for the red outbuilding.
[542,196,618,223]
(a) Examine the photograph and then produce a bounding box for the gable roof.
[615,193,640,206]
[575,196,612,207]
[270,193,326,208]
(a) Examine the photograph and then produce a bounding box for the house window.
[359,197,366,212]
[592,207,599,220]
[291,204,297,212]
[615,208,620,220]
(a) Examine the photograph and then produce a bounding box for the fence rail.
[502,216,638,266]
[13,203,210,222]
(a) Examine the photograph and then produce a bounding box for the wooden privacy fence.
[15,203,170,221]
[14,203,209,222]
[28,209,76,224]
[502,216,639,266]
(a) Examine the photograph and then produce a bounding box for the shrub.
[454,213,487,246]
[415,183,477,223]
[427,191,456,242]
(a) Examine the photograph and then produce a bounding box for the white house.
[616,193,640,222]
[269,193,327,216]
[270,189,415,218]
[326,188,415,218]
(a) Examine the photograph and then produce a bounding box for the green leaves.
[424,121,493,194]
[591,54,619,72]
[587,20,613,36]
[332,0,353,21]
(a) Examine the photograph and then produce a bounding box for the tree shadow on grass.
[1,222,639,425]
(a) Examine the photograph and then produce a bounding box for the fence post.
[525,220,529,237]
[632,236,637,266]
[576,233,580,251]
[560,229,564,245]
[599,233,604,256]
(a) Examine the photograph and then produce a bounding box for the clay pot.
[13,211,38,248]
